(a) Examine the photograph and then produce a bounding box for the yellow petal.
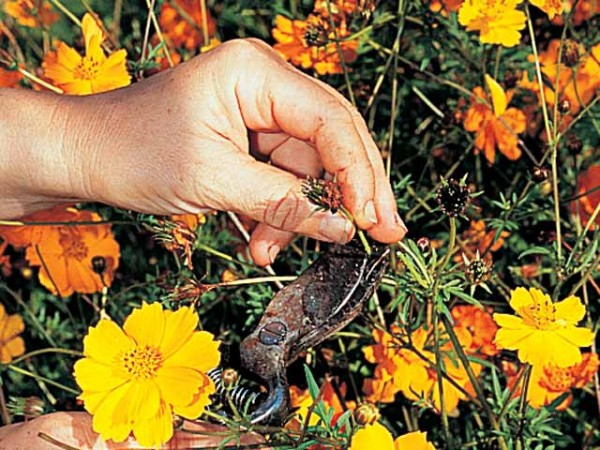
[1,314,24,340]
[132,401,174,448]
[493,313,527,329]
[173,375,214,419]
[123,302,165,348]
[494,327,536,350]
[556,327,594,349]
[351,423,395,450]
[485,74,508,116]
[83,319,134,364]
[160,306,198,359]
[121,380,161,421]
[82,13,104,52]
[554,295,586,325]
[163,331,220,372]
[394,431,436,450]
[4,337,24,359]
[155,366,206,407]
[92,382,134,443]
[73,358,129,392]
[509,287,534,314]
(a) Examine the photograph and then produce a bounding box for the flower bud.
[354,403,380,426]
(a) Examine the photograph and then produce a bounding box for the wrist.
[0,89,102,218]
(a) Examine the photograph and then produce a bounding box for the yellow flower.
[350,425,436,450]
[0,303,25,364]
[74,302,220,447]
[494,288,594,368]
[529,0,563,18]
[395,431,436,450]
[43,13,130,95]
[458,0,526,47]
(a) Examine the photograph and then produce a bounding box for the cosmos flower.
[272,14,358,75]
[458,0,526,47]
[494,287,594,368]
[572,165,600,230]
[3,0,58,28]
[43,13,130,95]
[0,303,25,364]
[74,302,220,447]
[464,75,526,164]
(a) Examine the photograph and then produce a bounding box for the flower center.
[59,230,89,261]
[74,56,101,81]
[121,345,163,379]
[528,295,556,329]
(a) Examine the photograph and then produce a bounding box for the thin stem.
[6,366,79,395]
[0,375,10,425]
[10,348,83,366]
[433,311,453,449]
[325,0,355,105]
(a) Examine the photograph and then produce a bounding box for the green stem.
[10,348,83,366]
[6,366,79,396]
[433,311,453,449]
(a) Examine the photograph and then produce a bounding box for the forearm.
[0,89,89,219]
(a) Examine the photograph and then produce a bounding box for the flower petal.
[83,319,134,364]
[123,302,165,348]
[91,382,134,443]
[485,74,508,116]
[160,306,198,359]
[132,401,174,448]
[155,366,206,407]
[73,357,129,392]
[163,331,220,372]
[554,295,586,325]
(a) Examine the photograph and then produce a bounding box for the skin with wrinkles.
[0,38,406,267]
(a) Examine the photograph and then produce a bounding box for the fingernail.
[364,201,378,225]
[318,215,353,243]
[396,213,408,234]
[268,244,280,264]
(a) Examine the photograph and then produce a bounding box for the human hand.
[3,38,407,265]
[0,412,264,449]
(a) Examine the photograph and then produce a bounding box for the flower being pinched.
[74,302,220,447]
[494,287,594,368]
[0,303,25,364]
[43,13,130,95]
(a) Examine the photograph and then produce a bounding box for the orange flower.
[289,376,354,427]
[464,74,526,164]
[456,219,509,264]
[314,0,374,17]
[158,0,217,51]
[3,0,58,28]
[0,67,22,88]
[572,165,600,229]
[0,302,25,364]
[0,206,76,249]
[0,242,12,278]
[42,13,130,95]
[451,305,499,357]
[529,0,563,18]
[272,14,358,76]
[504,353,599,410]
[552,0,600,26]
[362,325,480,414]
[19,208,120,297]
[519,41,600,116]
[428,0,463,14]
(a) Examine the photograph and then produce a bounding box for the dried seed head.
[91,256,106,275]
[565,132,582,154]
[436,178,471,217]
[561,40,581,67]
[354,403,380,426]
[558,99,571,114]
[462,252,492,285]
[302,176,343,214]
[531,166,550,183]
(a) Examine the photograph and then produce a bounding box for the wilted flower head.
[435,178,471,217]
[302,176,344,214]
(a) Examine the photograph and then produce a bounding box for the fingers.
[230,39,407,240]
[202,148,354,246]
[248,224,296,266]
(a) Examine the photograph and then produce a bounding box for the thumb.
[206,153,354,244]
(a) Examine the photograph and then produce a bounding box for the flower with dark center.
[301,176,343,214]
[462,251,492,285]
[531,166,550,183]
[435,178,471,217]
[304,20,329,47]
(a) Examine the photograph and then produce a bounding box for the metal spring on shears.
[207,367,264,415]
